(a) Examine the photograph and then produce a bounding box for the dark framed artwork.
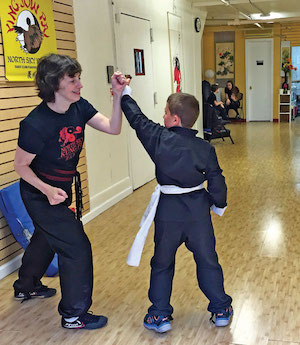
[134,49,145,76]
[215,42,234,79]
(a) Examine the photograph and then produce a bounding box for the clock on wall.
[194,17,201,32]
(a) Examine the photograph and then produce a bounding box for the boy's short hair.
[167,93,199,128]
[35,54,82,102]
[211,84,219,93]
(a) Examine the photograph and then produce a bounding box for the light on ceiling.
[251,12,283,20]
[220,0,230,5]
[260,13,270,18]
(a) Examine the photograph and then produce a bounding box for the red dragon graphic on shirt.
[58,126,83,161]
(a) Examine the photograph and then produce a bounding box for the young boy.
[121,87,232,333]
[207,84,228,120]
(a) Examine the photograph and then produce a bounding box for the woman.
[13,54,126,330]
[225,80,241,119]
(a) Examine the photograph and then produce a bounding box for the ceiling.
[192,0,300,27]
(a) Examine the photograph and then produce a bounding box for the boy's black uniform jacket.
[121,95,227,222]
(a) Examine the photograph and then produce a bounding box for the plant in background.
[281,58,297,93]
[282,58,297,75]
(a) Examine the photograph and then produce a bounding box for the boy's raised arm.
[121,94,165,163]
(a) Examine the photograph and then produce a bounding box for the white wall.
[73,0,207,222]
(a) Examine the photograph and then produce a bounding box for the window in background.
[291,46,300,116]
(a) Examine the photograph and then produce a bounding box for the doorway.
[116,12,156,189]
[245,39,273,121]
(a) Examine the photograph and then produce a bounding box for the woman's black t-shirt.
[225,87,232,100]
[18,97,98,191]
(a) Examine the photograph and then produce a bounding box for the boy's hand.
[111,71,127,96]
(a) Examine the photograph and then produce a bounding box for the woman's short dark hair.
[167,93,199,128]
[35,54,82,102]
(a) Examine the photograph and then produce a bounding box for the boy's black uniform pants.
[148,218,232,316]
[13,181,93,318]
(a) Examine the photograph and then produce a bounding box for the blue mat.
[0,181,58,277]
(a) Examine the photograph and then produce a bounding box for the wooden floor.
[0,121,300,345]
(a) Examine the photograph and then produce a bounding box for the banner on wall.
[0,0,57,81]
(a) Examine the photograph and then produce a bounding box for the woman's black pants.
[13,182,93,318]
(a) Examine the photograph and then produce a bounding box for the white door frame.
[113,7,155,189]
[245,38,273,122]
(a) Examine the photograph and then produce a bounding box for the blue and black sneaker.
[144,314,172,333]
[210,305,233,327]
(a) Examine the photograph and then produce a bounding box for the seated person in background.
[225,80,241,119]
[207,84,228,120]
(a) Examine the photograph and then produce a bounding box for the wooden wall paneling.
[0,96,40,109]
[0,119,21,132]
[0,161,14,175]
[0,140,17,154]
[55,31,76,41]
[0,107,36,121]
[53,12,74,24]
[0,129,19,143]
[281,23,300,46]
[0,215,7,227]
[0,0,92,267]
[0,171,19,187]
[55,0,73,7]
[0,151,15,165]
[0,87,37,98]
[56,40,76,50]
[56,49,77,58]
[0,226,11,239]
[0,235,16,250]
[53,2,74,15]
[0,243,22,262]
[54,21,75,33]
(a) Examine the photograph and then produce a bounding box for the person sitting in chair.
[225,81,241,119]
[207,84,228,121]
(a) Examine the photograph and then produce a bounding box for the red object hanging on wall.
[174,57,181,93]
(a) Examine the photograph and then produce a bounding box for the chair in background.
[202,80,234,144]
[237,92,244,119]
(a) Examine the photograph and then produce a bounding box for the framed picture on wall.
[215,42,234,79]
[134,49,145,75]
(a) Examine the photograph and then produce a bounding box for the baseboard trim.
[0,253,22,280]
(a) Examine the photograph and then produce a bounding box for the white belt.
[127,183,205,267]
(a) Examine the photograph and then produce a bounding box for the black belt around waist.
[74,171,83,220]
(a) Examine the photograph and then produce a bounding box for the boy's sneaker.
[14,285,56,301]
[210,305,233,327]
[62,312,108,330]
[144,314,172,333]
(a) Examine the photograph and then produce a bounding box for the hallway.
[0,121,299,345]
